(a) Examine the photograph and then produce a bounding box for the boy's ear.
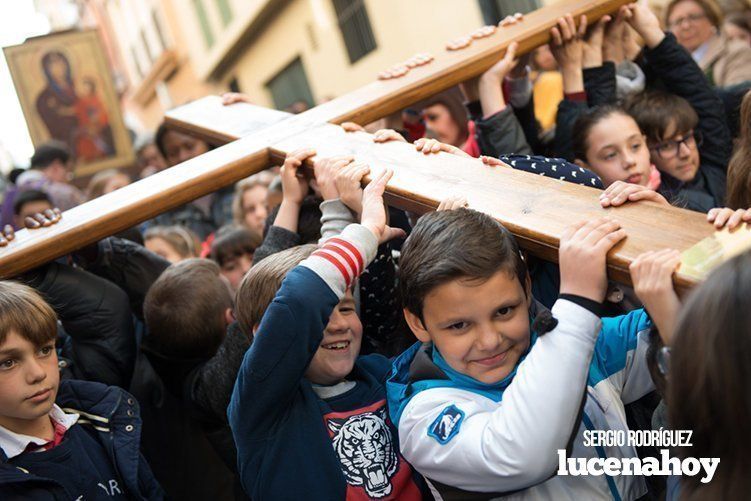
[403,308,432,343]
[225,308,235,326]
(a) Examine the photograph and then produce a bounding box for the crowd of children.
[1,0,751,499]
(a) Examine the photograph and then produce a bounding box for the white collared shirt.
[692,39,711,63]
[0,404,79,459]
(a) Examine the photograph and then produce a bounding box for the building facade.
[40,0,554,133]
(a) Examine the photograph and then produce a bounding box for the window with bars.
[216,0,233,26]
[266,57,315,111]
[152,9,168,52]
[478,0,540,24]
[191,0,215,48]
[331,0,376,64]
[131,46,145,79]
[141,28,154,64]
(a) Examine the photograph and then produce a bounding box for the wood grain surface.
[0,0,720,290]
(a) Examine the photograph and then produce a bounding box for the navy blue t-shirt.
[11,424,126,500]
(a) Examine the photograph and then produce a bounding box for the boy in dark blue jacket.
[0,281,163,500]
[228,168,428,500]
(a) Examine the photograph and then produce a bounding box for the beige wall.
[106,0,568,129]
[225,0,488,108]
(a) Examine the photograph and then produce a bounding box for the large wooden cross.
[0,0,734,290]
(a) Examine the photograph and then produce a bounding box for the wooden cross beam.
[0,0,729,291]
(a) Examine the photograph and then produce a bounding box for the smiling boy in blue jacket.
[228,166,428,500]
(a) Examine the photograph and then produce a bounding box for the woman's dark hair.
[668,250,751,500]
[726,90,751,209]
[30,140,71,169]
[154,122,170,159]
[399,208,527,322]
[210,225,262,267]
[572,104,632,162]
[154,122,213,164]
[41,51,73,97]
[421,88,470,145]
[13,189,52,216]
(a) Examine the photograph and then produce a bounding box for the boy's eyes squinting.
[495,306,514,317]
[447,321,470,331]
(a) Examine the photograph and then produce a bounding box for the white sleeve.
[398,299,601,493]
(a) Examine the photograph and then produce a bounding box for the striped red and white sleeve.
[301,223,378,298]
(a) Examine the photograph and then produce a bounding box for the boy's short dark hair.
[235,244,317,337]
[625,91,698,143]
[144,258,233,358]
[264,195,322,243]
[210,225,262,267]
[30,140,71,169]
[13,189,52,215]
[0,281,57,347]
[399,209,528,322]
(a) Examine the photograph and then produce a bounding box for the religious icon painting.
[4,29,134,177]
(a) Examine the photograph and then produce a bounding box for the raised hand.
[221,92,253,106]
[582,14,611,69]
[603,6,629,63]
[480,155,507,168]
[414,138,471,157]
[559,217,626,303]
[624,1,665,49]
[335,161,370,216]
[550,14,585,94]
[24,208,62,230]
[373,129,407,143]
[629,249,682,344]
[360,169,406,244]
[341,122,366,133]
[0,224,15,247]
[599,181,669,208]
[707,207,751,230]
[280,148,316,205]
[313,155,354,201]
[437,195,468,211]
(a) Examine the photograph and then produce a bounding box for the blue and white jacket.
[387,299,653,500]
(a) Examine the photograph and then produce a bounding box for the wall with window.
[225,0,495,110]
[102,0,219,130]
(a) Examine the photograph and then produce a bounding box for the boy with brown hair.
[0,281,162,500]
[228,168,430,500]
[622,2,732,211]
[132,258,238,500]
[386,207,659,500]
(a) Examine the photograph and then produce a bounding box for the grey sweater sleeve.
[253,225,301,264]
[474,106,533,157]
[318,199,356,243]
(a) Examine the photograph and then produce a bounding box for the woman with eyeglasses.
[665,0,751,87]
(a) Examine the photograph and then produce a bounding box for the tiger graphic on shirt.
[324,399,422,500]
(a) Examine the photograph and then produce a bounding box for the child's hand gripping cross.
[359,168,407,244]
